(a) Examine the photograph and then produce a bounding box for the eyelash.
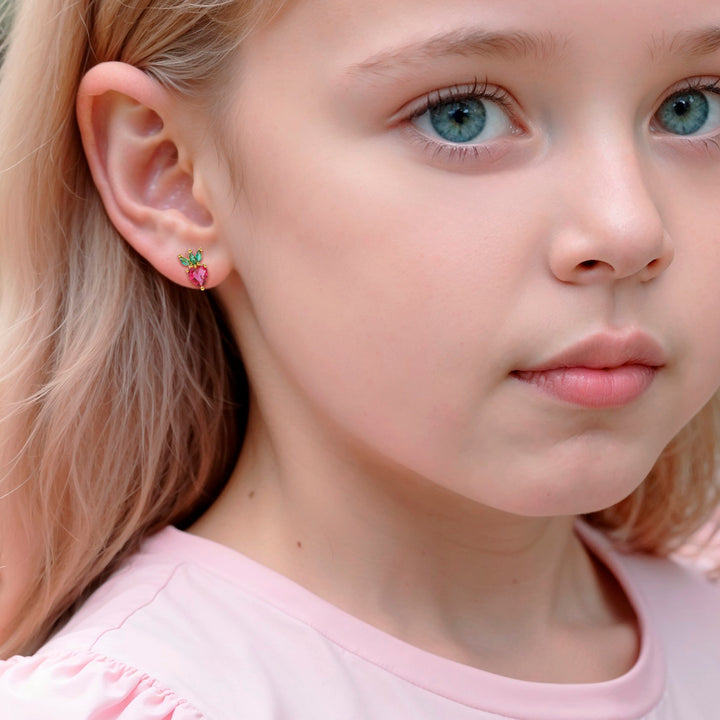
[404,78,523,164]
[410,79,515,118]
[402,76,720,166]
[664,76,720,100]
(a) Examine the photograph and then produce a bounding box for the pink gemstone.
[188,265,208,289]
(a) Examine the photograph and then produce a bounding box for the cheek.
[660,197,720,407]
[227,131,544,465]
[233,131,532,388]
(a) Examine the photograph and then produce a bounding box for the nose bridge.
[548,118,671,284]
[580,126,657,231]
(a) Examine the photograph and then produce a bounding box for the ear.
[76,61,231,290]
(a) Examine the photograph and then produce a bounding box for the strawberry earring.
[178,249,209,291]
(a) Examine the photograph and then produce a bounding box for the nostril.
[638,253,673,282]
[579,260,599,269]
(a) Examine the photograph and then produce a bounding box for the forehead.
[255,0,720,74]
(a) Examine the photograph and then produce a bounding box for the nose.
[548,141,674,285]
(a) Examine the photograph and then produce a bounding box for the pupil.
[451,108,469,125]
[674,99,690,117]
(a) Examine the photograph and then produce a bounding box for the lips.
[512,332,666,408]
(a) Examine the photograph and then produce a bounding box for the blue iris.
[656,90,710,136]
[429,98,487,143]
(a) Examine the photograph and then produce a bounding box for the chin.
[466,450,660,518]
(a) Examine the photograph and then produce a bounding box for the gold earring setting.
[178,249,208,291]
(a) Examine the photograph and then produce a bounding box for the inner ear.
[143,138,213,226]
[103,98,213,228]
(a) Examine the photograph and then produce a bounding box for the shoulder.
[581,523,720,713]
[619,547,720,709]
[0,527,224,719]
[0,650,205,719]
[0,527,315,720]
[611,541,720,628]
[579,522,720,630]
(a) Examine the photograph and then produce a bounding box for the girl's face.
[211,0,720,515]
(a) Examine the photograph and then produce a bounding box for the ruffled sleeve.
[0,651,206,719]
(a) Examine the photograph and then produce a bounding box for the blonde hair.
[0,0,282,657]
[0,0,718,659]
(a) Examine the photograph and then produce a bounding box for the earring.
[178,249,208,291]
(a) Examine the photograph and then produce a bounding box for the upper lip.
[518,331,667,372]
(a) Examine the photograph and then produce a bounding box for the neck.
[190,404,638,681]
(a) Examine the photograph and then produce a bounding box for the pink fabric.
[1,523,719,719]
[674,514,720,577]
[0,651,203,719]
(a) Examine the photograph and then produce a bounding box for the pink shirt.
[1,523,718,719]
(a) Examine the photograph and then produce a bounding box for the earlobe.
[76,62,230,289]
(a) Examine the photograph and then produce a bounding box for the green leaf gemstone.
[195,250,203,263]
[179,256,190,266]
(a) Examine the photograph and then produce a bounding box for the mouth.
[512,331,666,409]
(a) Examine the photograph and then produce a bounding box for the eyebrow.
[345,24,720,80]
[345,29,565,79]
[649,26,720,60]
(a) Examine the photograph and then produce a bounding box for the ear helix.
[178,248,209,291]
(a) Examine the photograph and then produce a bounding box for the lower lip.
[512,365,657,408]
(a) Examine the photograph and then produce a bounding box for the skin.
[77,0,720,683]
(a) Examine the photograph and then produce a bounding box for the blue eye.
[411,87,516,146]
[429,98,487,143]
[655,86,720,136]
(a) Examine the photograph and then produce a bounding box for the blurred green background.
[0,0,13,63]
